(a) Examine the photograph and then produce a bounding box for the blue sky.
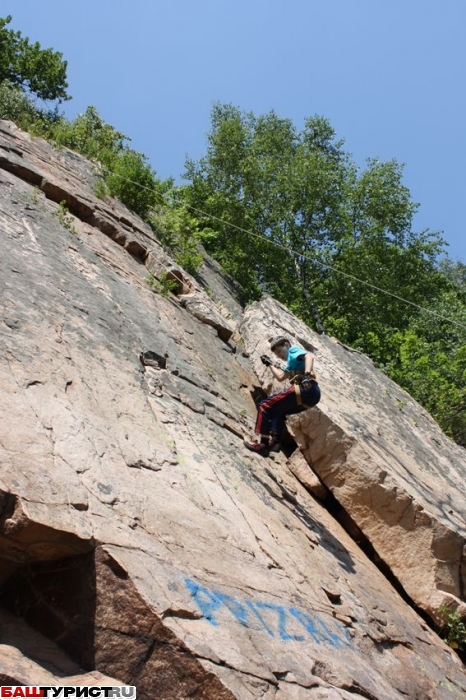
[4,0,465,261]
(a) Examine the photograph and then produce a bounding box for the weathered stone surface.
[145,249,235,341]
[145,249,193,295]
[1,549,235,699]
[0,120,155,250]
[196,246,245,324]
[180,293,234,342]
[241,297,466,623]
[0,120,466,699]
[0,607,121,687]
[286,450,329,501]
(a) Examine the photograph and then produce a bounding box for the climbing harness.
[292,372,317,409]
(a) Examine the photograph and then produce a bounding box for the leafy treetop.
[0,15,69,102]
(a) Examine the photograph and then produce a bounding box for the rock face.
[0,118,466,699]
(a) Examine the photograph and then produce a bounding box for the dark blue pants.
[254,383,321,437]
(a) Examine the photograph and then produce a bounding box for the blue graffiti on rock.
[184,578,351,648]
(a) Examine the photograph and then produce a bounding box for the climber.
[244,336,321,457]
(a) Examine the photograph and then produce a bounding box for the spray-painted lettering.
[184,578,351,648]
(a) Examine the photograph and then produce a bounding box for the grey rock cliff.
[0,119,466,700]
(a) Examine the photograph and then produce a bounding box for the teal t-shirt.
[284,346,307,373]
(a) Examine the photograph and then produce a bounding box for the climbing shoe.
[243,440,270,457]
[268,439,281,453]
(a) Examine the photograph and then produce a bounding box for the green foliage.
[150,187,209,274]
[185,103,351,300]
[184,103,446,324]
[390,291,466,446]
[0,82,61,129]
[321,226,448,368]
[28,185,46,210]
[36,105,126,160]
[438,605,466,650]
[146,271,178,298]
[52,200,77,235]
[0,81,38,124]
[439,258,466,291]
[93,178,108,200]
[0,15,69,103]
[105,148,165,219]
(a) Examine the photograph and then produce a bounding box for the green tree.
[185,104,351,305]
[391,290,466,446]
[38,105,127,159]
[0,82,46,127]
[184,103,446,338]
[150,187,206,274]
[438,258,466,291]
[105,148,165,219]
[0,15,69,103]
